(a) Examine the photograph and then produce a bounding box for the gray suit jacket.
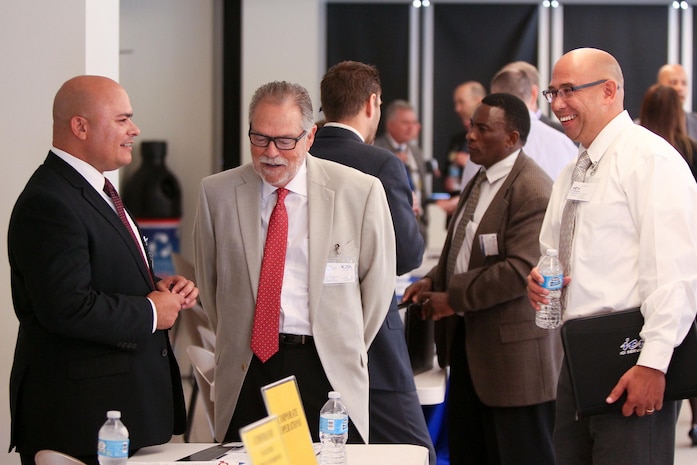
[193,154,396,443]
[687,112,697,141]
[427,152,562,407]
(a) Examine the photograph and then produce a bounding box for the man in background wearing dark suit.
[8,76,198,465]
[404,94,560,465]
[310,60,435,464]
[375,99,439,245]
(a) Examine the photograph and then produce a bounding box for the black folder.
[561,307,697,417]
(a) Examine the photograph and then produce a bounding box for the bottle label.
[98,439,129,458]
[542,274,563,291]
[320,415,348,435]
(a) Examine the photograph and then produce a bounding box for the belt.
[279,333,313,345]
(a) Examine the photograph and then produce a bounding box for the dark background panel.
[432,3,538,191]
[562,5,668,121]
[326,2,411,134]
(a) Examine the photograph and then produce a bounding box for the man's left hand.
[606,365,665,417]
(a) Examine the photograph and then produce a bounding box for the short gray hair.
[384,99,414,122]
[249,81,314,131]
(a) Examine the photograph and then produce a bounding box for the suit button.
[161,349,168,357]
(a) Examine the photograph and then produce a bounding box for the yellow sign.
[261,376,318,465]
[240,415,291,465]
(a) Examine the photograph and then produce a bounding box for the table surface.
[130,442,429,465]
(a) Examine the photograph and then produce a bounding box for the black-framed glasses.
[542,79,608,103]
[248,129,307,150]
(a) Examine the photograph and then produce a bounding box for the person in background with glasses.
[527,48,697,465]
[310,61,435,464]
[193,81,396,445]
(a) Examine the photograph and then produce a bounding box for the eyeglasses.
[248,129,307,150]
[542,79,608,103]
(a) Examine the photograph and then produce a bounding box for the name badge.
[566,181,596,202]
[478,233,499,256]
[324,259,357,285]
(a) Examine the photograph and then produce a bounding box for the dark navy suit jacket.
[8,153,186,458]
[311,126,425,391]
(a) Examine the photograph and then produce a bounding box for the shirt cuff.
[147,297,157,333]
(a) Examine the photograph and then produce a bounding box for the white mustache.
[259,155,288,166]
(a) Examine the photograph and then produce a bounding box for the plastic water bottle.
[97,410,129,465]
[536,248,563,329]
[319,391,348,465]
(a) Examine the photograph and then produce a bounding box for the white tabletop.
[130,442,428,465]
[414,359,448,405]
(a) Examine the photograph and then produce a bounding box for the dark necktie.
[251,188,289,362]
[103,178,155,288]
[559,151,592,308]
[446,170,487,281]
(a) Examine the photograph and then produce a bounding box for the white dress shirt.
[523,110,577,181]
[539,111,697,372]
[452,150,519,274]
[260,161,311,335]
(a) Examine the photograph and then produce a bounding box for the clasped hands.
[401,277,454,321]
[150,275,200,330]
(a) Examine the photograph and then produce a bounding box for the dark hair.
[640,84,693,165]
[320,61,381,121]
[481,93,531,143]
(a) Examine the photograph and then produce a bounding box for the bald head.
[453,81,486,127]
[52,75,140,172]
[657,63,689,103]
[549,48,624,147]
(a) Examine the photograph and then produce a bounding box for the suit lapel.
[46,153,156,288]
[238,166,264,300]
[305,155,334,325]
[468,152,528,268]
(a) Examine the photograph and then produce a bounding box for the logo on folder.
[619,337,644,356]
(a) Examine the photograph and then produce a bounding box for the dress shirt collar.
[51,146,110,194]
[384,133,407,151]
[580,110,632,165]
[261,157,308,199]
[323,122,365,142]
[481,149,520,184]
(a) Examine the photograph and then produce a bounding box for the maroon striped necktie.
[103,178,155,289]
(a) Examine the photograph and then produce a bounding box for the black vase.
[123,141,182,219]
[123,141,182,276]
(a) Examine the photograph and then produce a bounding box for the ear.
[365,93,378,118]
[506,129,520,148]
[71,116,89,141]
[604,80,618,100]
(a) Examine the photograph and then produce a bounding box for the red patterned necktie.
[251,188,289,362]
[103,178,155,289]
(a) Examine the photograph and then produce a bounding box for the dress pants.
[224,337,361,443]
[448,318,556,465]
[554,357,678,465]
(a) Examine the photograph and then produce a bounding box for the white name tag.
[478,233,499,256]
[324,261,357,284]
[566,181,596,202]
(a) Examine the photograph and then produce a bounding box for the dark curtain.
[223,0,242,170]
[563,5,668,120]
[432,3,538,192]
[326,3,411,134]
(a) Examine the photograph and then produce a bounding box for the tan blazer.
[193,154,396,442]
[428,152,563,407]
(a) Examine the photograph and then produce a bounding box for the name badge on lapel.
[324,243,357,285]
[479,233,499,256]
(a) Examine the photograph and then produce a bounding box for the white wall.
[119,0,216,262]
[0,2,120,462]
[241,0,325,165]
